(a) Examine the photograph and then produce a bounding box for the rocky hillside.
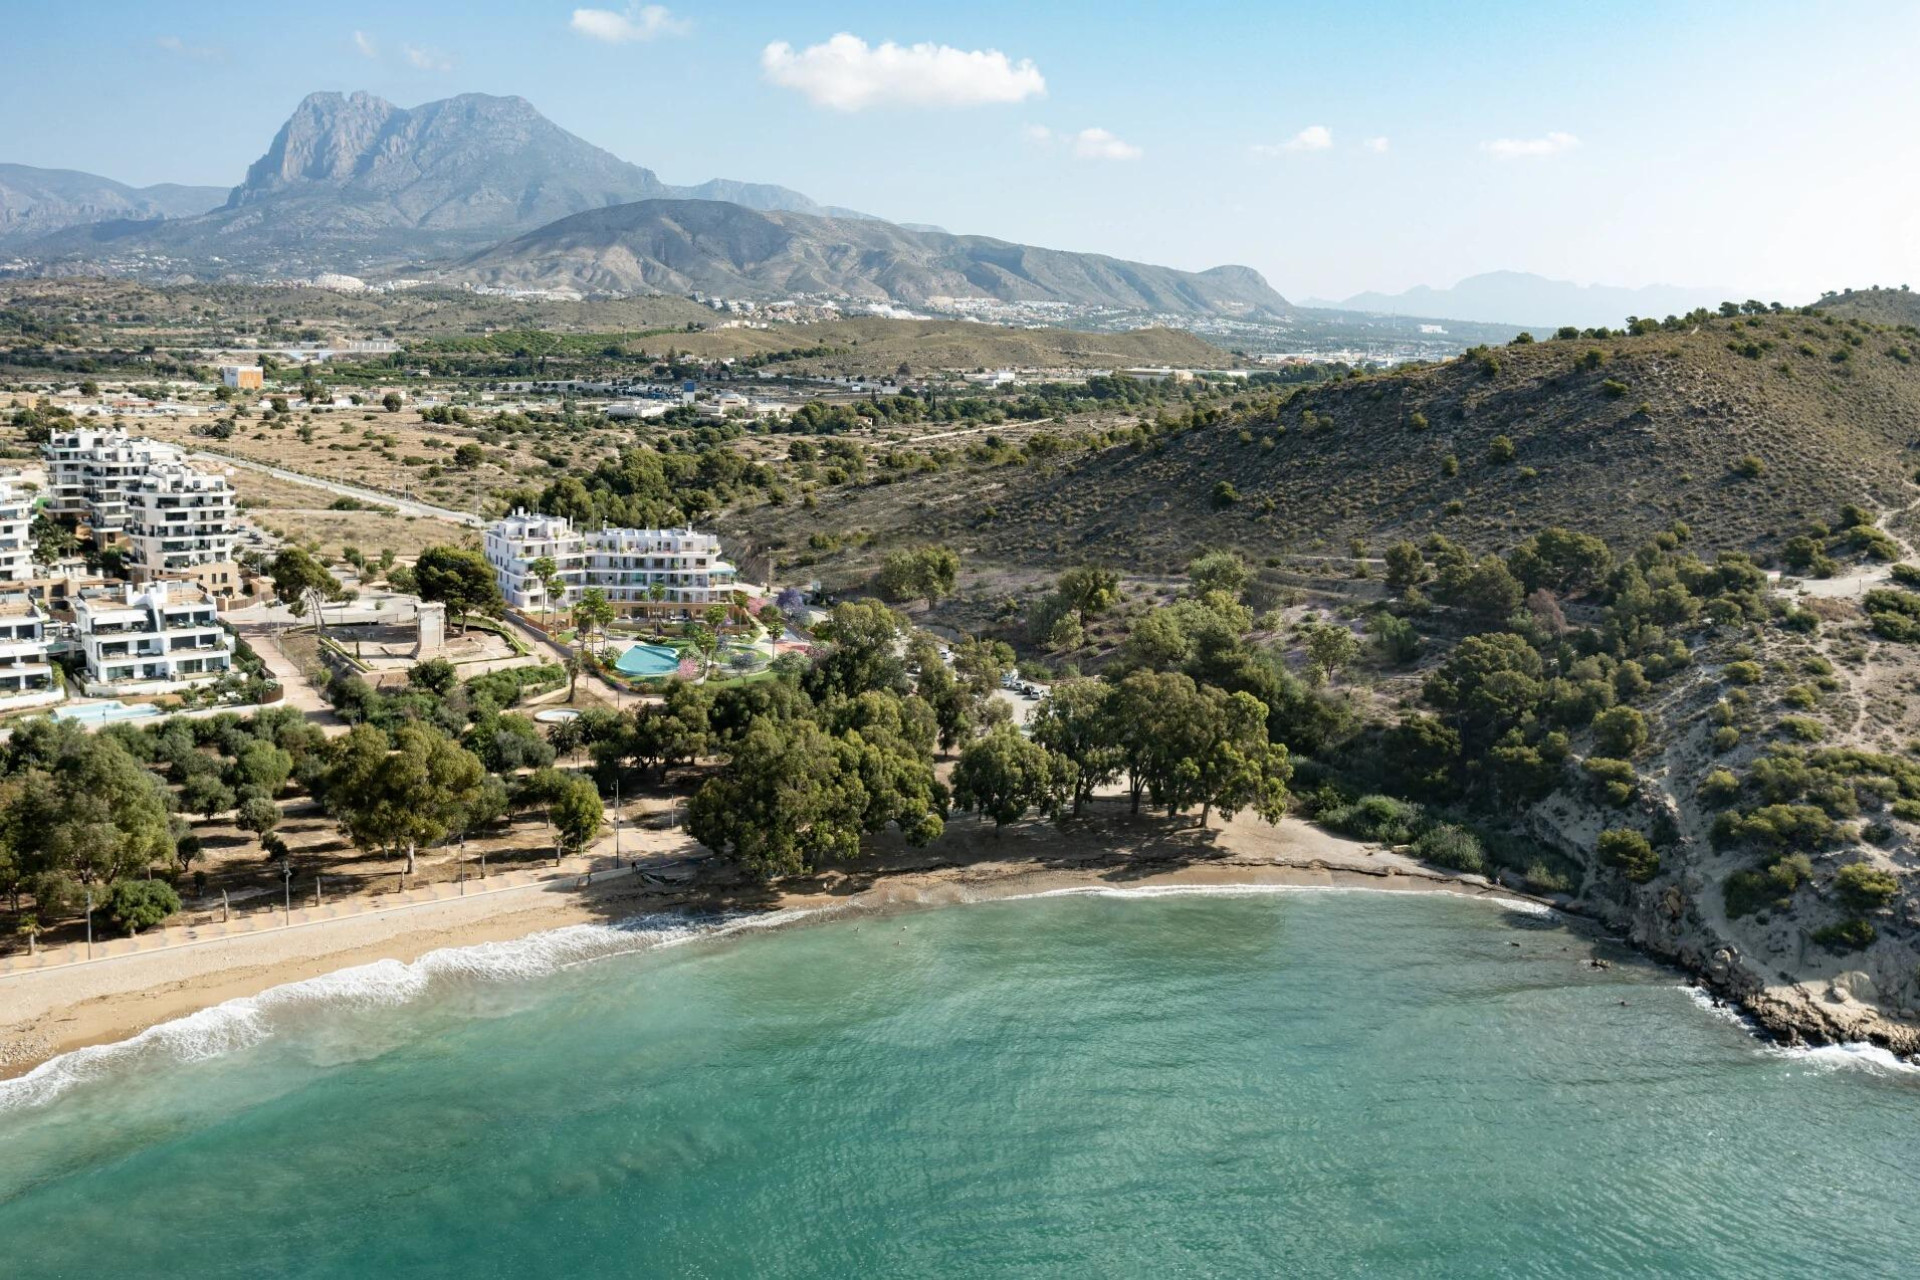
[0,165,224,246]
[449,198,1292,316]
[731,308,1920,573]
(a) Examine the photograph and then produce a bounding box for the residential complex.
[73,581,235,696]
[0,477,33,583]
[0,593,61,710]
[123,463,239,587]
[43,428,240,593]
[484,510,737,619]
[45,427,185,535]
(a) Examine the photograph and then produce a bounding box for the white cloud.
[352,30,378,60]
[570,5,689,44]
[1480,131,1580,159]
[404,44,454,72]
[1364,136,1390,153]
[1071,127,1141,161]
[1023,124,1142,160]
[156,35,224,62]
[1251,125,1333,158]
[761,34,1045,111]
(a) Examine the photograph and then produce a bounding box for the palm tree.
[527,555,558,628]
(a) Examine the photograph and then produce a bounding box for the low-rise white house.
[0,477,34,583]
[73,582,234,696]
[0,593,62,710]
[484,509,737,620]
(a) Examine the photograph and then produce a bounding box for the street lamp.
[85,887,93,960]
[281,858,292,924]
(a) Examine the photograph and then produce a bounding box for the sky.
[3,0,1918,302]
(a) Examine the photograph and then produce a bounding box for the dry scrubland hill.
[744,314,1920,572]
[1822,286,1920,327]
[668,319,1225,373]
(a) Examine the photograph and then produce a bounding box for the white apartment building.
[0,477,34,582]
[73,581,235,696]
[123,463,237,582]
[0,593,61,710]
[45,427,184,535]
[484,510,737,619]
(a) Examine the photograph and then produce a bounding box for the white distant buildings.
[484,510,737,619]
[220,364,265,390]
[73,582,234,696]
[0,593,61,710]
[0,478,34,583]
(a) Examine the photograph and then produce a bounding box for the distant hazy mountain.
[20,91,866,273]
[1309,271,1730,330]
[450,198,1292,316]
[0,164,225,245]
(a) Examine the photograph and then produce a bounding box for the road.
[187,450,483,527]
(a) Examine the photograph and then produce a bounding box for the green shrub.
[1834,862,1898,910]
[106,880,181,935]
[1412,823,1486,873]
[1724,854,1811,917]
[1592,706,1649,757]
[1890,563,1920,587]
[1812,919,1876,952]
[1699,768,1742,804]
[1776,716,1825,742]
[1598,829,1660,883]
[1734,455,1768,479]
[1582,756,1637,806]
[1713,726,1741,753]
[1523,860,1571,894]
[1322,794,1425,844]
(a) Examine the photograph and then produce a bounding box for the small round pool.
[614,643,682,677]
[532,708,582,724]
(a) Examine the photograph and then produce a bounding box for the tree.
[1383,541,1428,593]
[527,555,559,625]
[106,879,180,935]
[1303,621,1361,686]
[1592,706,1649,758]
[1598,828,1659,883]
[269,547,343,633]
[689,718,867,877]
[1028,678,1122,816]
[1835,862,1898,911]
[452,442,485,468]
[236,795,281,842]
[321,722,487,876]
[952,724,1068,831]
[572,587,615,647]
[382,391,403,413]
[548,772,603,860]
[414,546,505,633]
[1188,550,1249,600]
[180,772,236,820]
[876,546,961,605]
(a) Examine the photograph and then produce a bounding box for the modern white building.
[0,477,34,582]
[73,581,235,696]
[484,510,737,619]
[123,463,238,583]
[44,427,185,535]
[0,593,61,710]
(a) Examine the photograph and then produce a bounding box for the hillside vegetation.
[730,308,1920,573]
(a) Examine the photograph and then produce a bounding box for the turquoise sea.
[2,887,1917,1277]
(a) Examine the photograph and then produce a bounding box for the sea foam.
[1005,880,1559,916]
[0,908,826,1113]
[1680,985,1920,1077]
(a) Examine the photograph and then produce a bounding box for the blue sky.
[4,1,1918,301]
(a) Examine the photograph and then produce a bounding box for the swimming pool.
[532,708,582,724]
[53,699,163,724]
[613,644,682,677]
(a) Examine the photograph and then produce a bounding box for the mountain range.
[451,199,1290,314]
[1305,271,1736,330]
[0,165,226,246]
[4,90,1285,317]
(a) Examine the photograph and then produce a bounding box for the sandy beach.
[0,811,1535,1081]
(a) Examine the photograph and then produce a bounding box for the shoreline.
[0,815,1530,1082]
[4,809,1912,1086]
